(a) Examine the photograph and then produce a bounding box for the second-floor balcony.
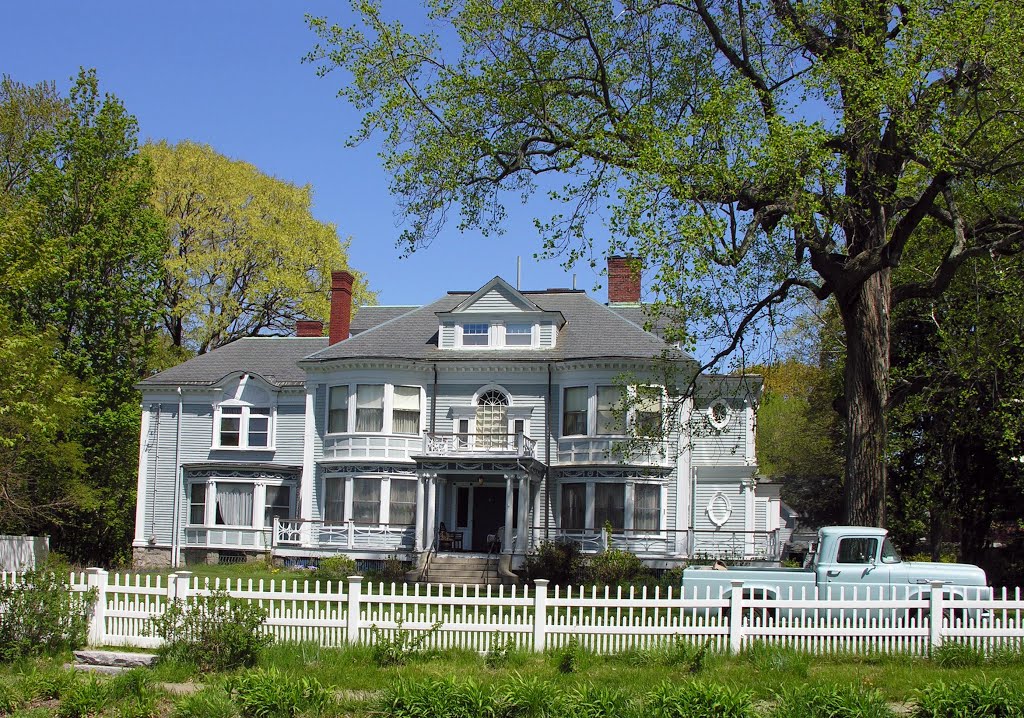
[422,432,537,459]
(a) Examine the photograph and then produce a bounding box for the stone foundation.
[132,546,171,569]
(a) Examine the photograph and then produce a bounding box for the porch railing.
[533,527,782,561]
[423,432,537,458]
[273,518,415,552]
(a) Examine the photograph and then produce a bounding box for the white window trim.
[456,320,541,349]
[186,478,295,530]
[212,403,277,451]
[324,384,424,436]
[559,384,662,438]
[708,399,731,430]
[459,322,491,348]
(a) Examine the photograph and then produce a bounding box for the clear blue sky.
[1,1,610,306]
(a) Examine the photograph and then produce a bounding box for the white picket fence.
[4,570,1024,655]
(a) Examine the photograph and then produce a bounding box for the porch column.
[300,387,317,548]
[425,477,437,550]
[414,473,426,552]
[743,477,756,557]
[503,474,514,554]
[516,474,529,554]
[532,481,541,550]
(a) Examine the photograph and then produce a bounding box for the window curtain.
[356,385,384,432]
[389,480,417,525]
[594,483,625,530]
[324,478,345,523]
[633,484,660,531]
[215,483,254,526]
[563,387,588,436]
[392,386,421,435]
[352,478,382,523]
[328,386,348,433]
[560,483,586,530]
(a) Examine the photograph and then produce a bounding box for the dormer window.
[462,323,489,346]
[217,405,272,448]
[505,323,533,347]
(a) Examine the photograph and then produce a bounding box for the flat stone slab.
[73,650,158,667]
[67,663,130,675]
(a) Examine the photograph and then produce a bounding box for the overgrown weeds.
[152,589,273,671]
[0,571,95,662]
[227,666,333,718]
[771,684,895,718]
[369,615,443,667]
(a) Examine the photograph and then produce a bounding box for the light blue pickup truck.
[682,526,992,604]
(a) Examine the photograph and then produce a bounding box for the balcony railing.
[536,527,782,561]
[272,518,415,552]
[423,432,537,458]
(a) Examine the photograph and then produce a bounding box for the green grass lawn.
[3,641,1024,717]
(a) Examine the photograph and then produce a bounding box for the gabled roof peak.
[446,275,546,314]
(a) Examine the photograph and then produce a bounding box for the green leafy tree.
[0,69,165,563]
[144,140,373,354]
[310,0,1024,526]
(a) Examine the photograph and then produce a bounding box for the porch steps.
[422,554,506,586]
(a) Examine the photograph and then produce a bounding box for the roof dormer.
[436,276,566,350]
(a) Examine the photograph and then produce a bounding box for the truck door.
[824,536,893,598]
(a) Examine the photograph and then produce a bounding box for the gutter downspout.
[430,364,438,434]
[171,387,183,568]
[545,363,552,539]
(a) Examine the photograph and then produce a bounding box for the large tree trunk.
[839,268,891,527]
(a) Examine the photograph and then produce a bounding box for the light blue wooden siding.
[692,481,746,534]
[690,398,748,466]
[755,498,768,532]
[273,403,306,464]
[539,322,555,347]
[440,322,456,348]
[461,287,519,312]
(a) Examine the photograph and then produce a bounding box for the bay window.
[560,483,586,530]
[596,386,623,435]
[389,480,417,524]
[633,484,661,531]
[185,479,294,529]
[563,387,588,436]
[328,386,348,433]
[595,483,625,530]
[189,484,206,524]
[324,477,345,524]
[392,386,421,434]
[352,478,381,523]
[355,384,384,432]
[215,483,255,526]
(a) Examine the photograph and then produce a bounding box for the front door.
[471,486,506,550]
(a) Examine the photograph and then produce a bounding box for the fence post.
[728,580,745,654]
[929,580,945,650]
[533,579,549,652]
[347,575,363,645]
[85,568,108,647]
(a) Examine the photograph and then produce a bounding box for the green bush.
[555,637,587,675]
[484,632,521,669]
[495,676,562,716]
[316,556,357,584]
[227,667,333,718]
[565,683,633,717]
[370,616,443,667]
[364,555,409,583]
[152,590,273,671]
[587,548,654,587]
[0,571,96,662]
[645,681,755,718]
[57,675,109,718]
[771,684,895,718]
[523,540,587,586]
[0,680,23,714]
[913,678,1024,717]
[932,641,985,669]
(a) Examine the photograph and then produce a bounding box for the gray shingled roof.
[351,306,417,335]
[138,337,328,387]
[302,291,693,364]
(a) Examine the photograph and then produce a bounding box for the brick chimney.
[329,270,354,345]
[296,320,323,337]
[607,256,641,304]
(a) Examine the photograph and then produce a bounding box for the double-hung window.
[352,478,381,523]
[217,406,271,449]
[594,483,626,530]
[633,484,661,532]
[189,484,207,524]
[355,385,385,432]
[563,387,588,436]
[392,386,421,435]
[462,323,489,346]
[328,386,349,433]
[505,323,533,346]
[324,478,345,524]
[596,386,623,435]
[264,486,291,527]
[634,387,663,436]
[389,480,417,525]
[560,483,586,530]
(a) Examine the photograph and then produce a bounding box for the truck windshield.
[880,537,901,564]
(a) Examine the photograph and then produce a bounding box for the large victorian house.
[133,259,780,576]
